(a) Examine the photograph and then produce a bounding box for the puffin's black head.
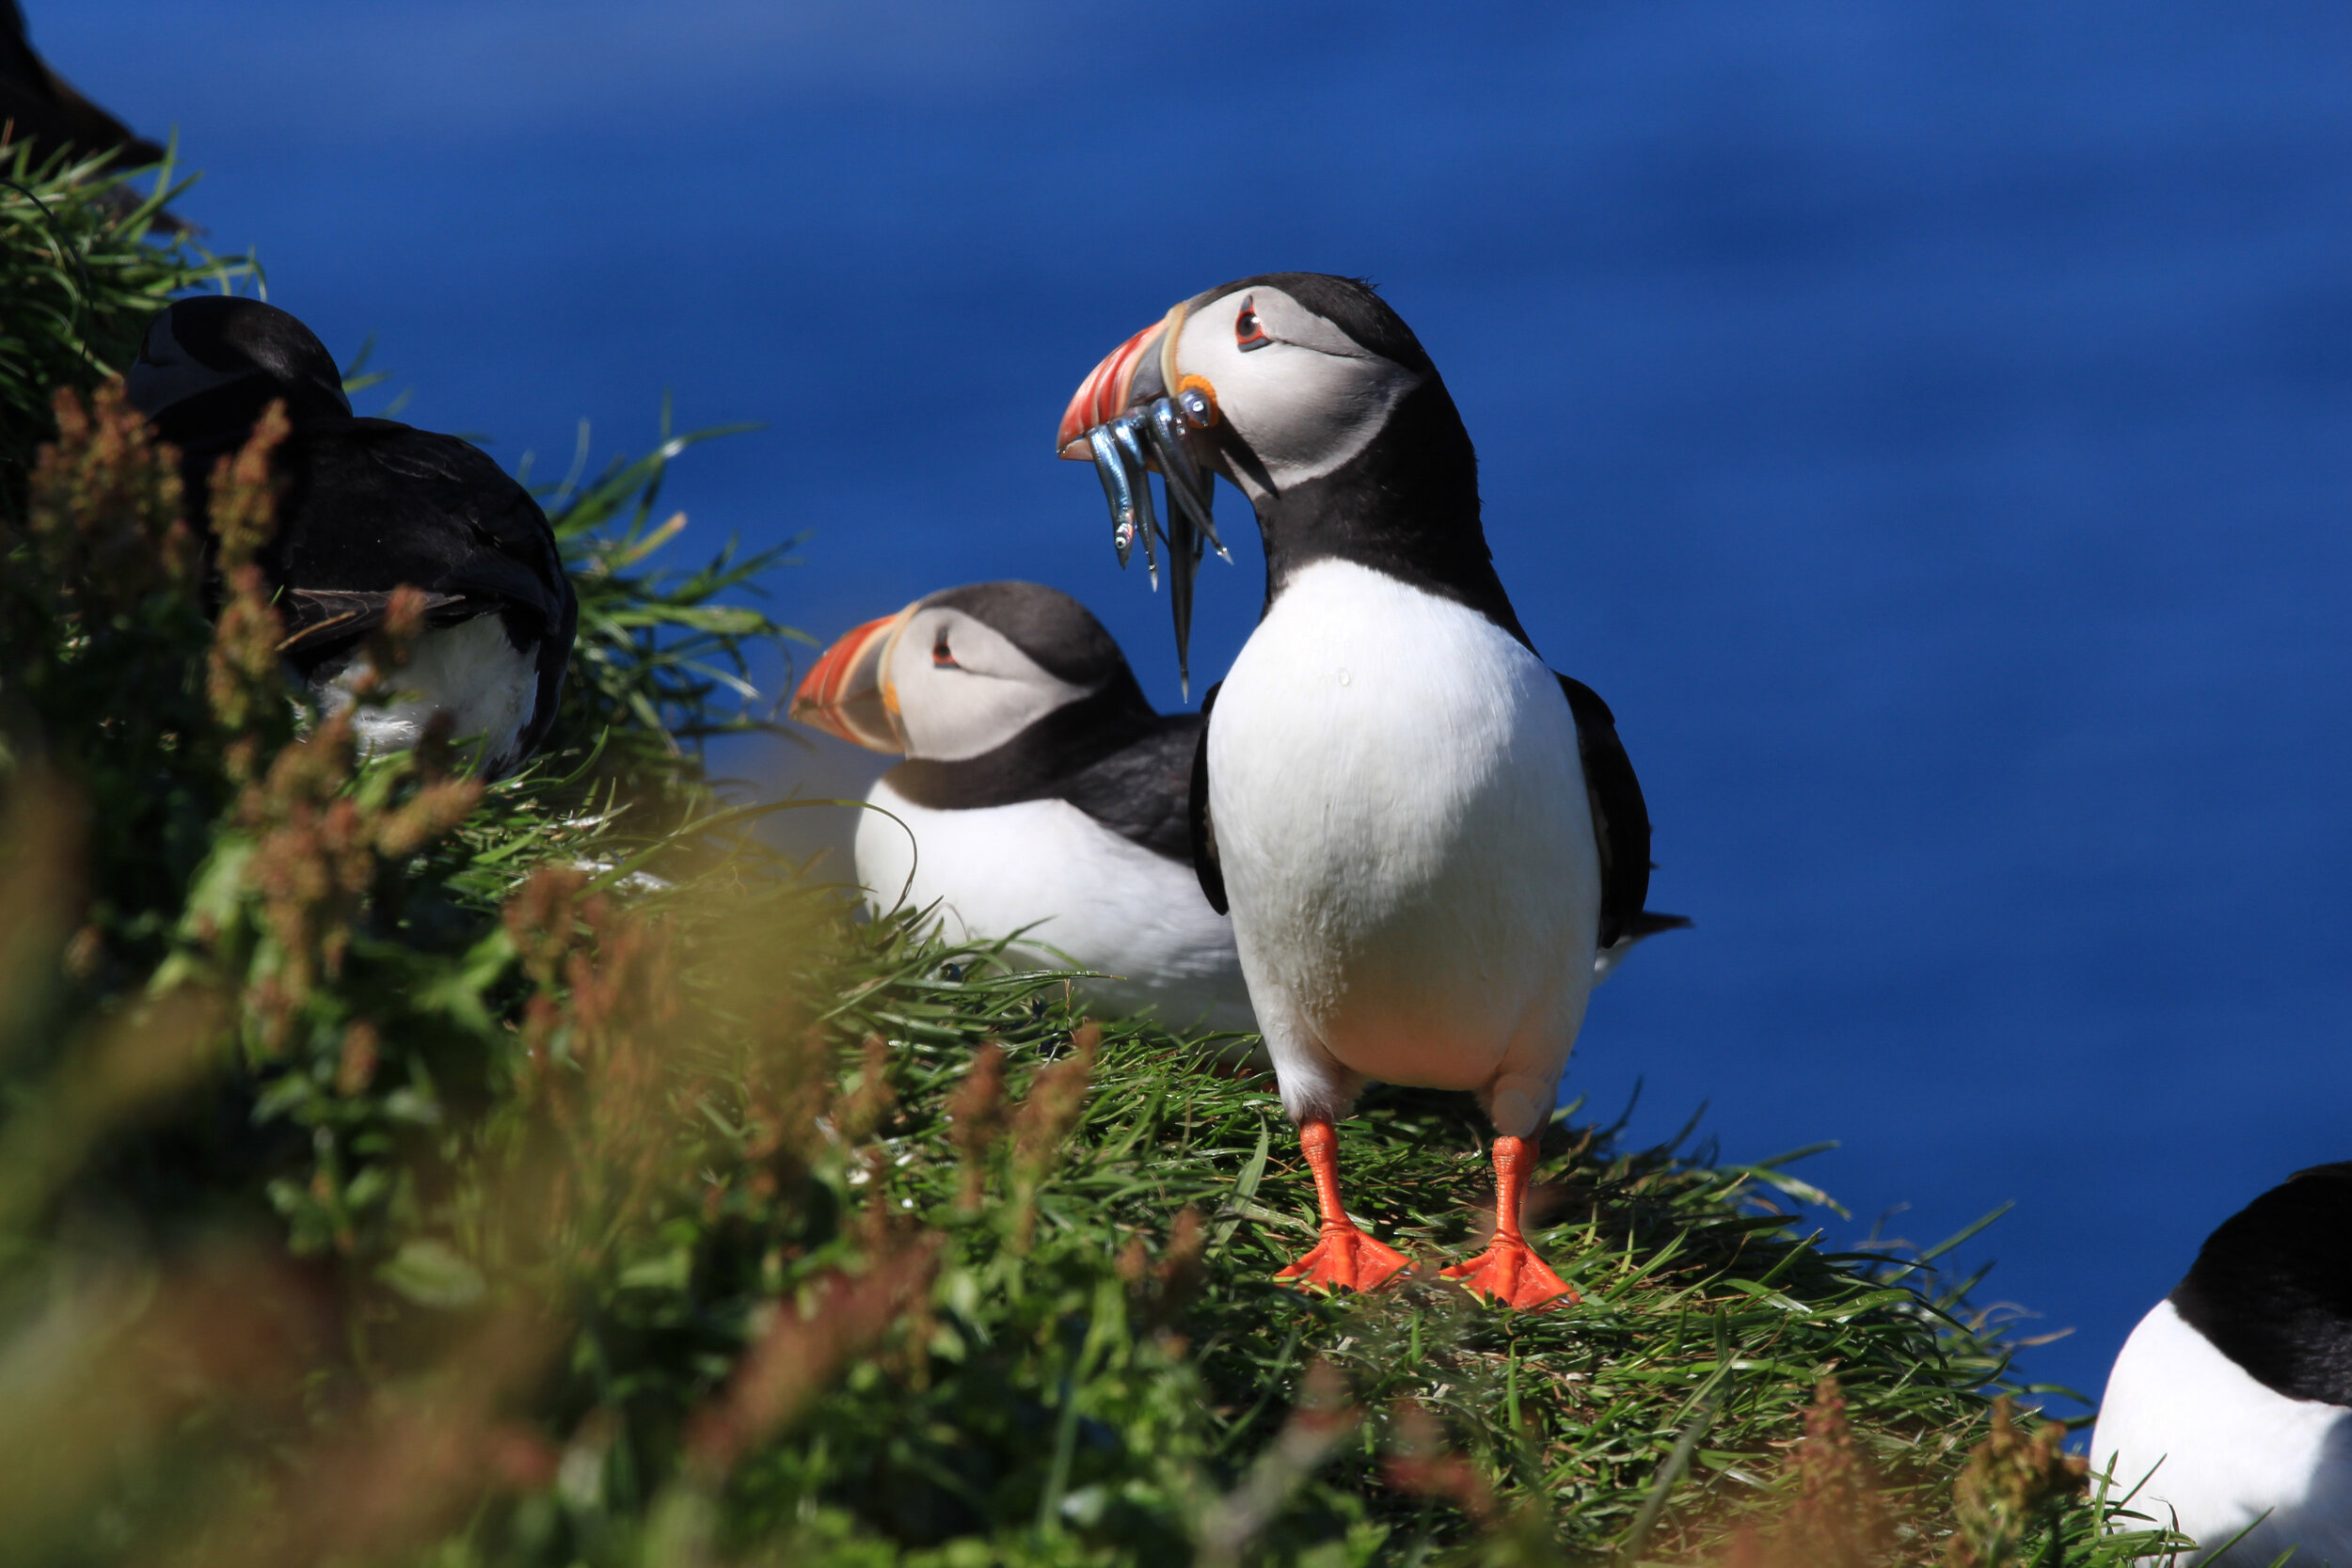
[788,580,1151,761]
[2169,1161,2352,1406]
[1056,273,1513,664]
[127,296,353,444]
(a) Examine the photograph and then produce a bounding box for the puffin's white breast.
[1206,558,1599,1091]
[2092,1298,2352,1564]
[854,776,1255,1034]
[312,614,539,775]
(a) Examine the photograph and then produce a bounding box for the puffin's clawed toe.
[1437,1136,1579,1310]
[1270,1118,1409,1295]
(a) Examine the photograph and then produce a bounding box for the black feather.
[1190,681,1226,914]
[2171,1162,2352,1407]
[0,0,166,168]
[1556,673,1655,951]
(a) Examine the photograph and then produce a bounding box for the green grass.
[0,142,246,515]
[0,158,2199,1568]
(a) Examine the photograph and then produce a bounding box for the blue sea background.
[45,1,2352,1411]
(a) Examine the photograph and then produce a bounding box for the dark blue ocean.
[48,0,2352,1410]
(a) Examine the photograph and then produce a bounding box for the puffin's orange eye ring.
[1175,374,1219,427]
[1235,302,1268,350]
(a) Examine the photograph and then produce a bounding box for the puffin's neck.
[1241,378,1532,650]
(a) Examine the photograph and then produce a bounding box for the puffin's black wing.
[1189,681,1226,914]
[1051,717,1200,863]
[272,420,567,621]
[272,419,579,756]
[1557,673,1653,950]
[277,587,486,657]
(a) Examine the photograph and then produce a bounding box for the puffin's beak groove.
[1059,305,1228,702]
[789,607,914,752]
[1057,319,1166,459]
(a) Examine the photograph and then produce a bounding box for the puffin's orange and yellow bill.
[1057,319,1162,458]
[788,609,911,752]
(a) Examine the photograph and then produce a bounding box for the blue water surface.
[42,0,2352,1409]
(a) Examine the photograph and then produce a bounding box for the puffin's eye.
[1235,300,1269,352]
[931,631,959,668]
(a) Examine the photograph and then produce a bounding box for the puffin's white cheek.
[1223,354,1421,488]
[892,668,1086,764]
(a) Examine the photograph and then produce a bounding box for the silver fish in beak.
[1057,306,1227,698]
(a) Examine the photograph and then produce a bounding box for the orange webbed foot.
[1274,1224,1411,1294]
[1438,1235,1579,1310]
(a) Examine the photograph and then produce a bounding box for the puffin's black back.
[2171,1162,2352,1406]
[266,420,571,634]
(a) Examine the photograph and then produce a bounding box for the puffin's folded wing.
[276,587,484,657]
[1051,715,1202,868]
[1189,682,1226,914]
[1556,673,1653,950]
[275,420,577,644]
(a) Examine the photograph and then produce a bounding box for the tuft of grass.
[0,141,249,515]
[533,401,805,822]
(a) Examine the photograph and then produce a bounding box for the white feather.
[311,614,540,777]
[886,607,1090,762]
[1206,559,1601,1133]
[2093,1298,2352,1564]
[854,776,1255,1035]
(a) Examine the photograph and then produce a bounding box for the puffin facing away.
[1057,274,1683,1307]
[2092,1164,2352,1565]
[127,296,578,780]
[791,580,1256,1034]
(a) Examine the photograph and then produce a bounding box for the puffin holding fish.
[1057,273,1681,1307]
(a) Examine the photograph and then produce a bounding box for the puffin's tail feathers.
[1593,910,1692,985]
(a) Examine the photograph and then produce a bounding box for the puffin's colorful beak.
[1057,304,1226,700]
[788,608,913,752]
[1057,318,1166,459]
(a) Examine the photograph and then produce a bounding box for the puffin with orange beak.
[1057,274,1683,1308]
[791,580,1255,1034]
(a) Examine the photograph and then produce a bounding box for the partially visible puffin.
[1,1,163,168]
[127,296,577,780]
[1057,274,1683,1307]
[791,580,1256,1034]
[2092,1164,2352,1565]
[0,2,185,229]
